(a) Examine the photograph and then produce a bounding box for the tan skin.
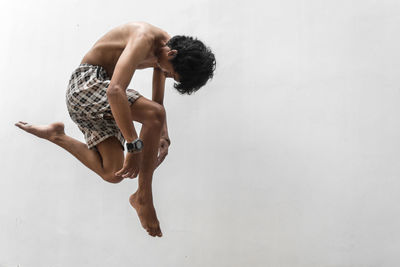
[15,22,181,237]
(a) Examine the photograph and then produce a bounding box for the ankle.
[49,133,66,143]
[135,191,153,204]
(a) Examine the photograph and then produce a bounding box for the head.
[157,35,216,95]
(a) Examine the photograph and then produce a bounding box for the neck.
[155,44,166,58]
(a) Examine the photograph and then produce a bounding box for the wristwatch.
[126,138,144,153]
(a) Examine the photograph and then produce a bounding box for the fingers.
[115,167,139,179]
[155,141,169,167]
[156,157,162,168]
[156,156,161,168]
[128,171,139,179]
[115,167,131,177]
[156,155,166,167]
[115,167,126,177]
[122,169,139,179]
[156,151,168,168]
[116,153,142,178]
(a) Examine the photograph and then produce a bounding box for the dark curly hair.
[166,35,216,95]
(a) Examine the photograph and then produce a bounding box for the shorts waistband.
[77,63,110,80]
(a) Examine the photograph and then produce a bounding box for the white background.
[1,0,400,266]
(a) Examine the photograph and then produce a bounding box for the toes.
[157,228,162,237]
[15,122,24,128]
[15,121,29,128]
[150,228,157,237]
[147,228,156,237]
[154,225,162,237]
[147,226,162,237]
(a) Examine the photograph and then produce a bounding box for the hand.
[115,151,142,178]
[156,138,170,168]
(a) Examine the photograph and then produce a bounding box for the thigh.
[95,136,124,175]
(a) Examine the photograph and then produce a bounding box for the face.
[157,47,180,82]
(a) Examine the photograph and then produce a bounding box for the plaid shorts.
[66,63,141,150]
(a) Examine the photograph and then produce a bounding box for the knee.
[145,104,166,126]
[101,173,124,184]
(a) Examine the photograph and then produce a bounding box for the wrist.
[126,135,139,143]
[126,135,137,143]
[126,138,144,153]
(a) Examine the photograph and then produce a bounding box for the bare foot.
[15,121,65,142]
[130,192,162,237]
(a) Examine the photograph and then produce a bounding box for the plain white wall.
[1,0,400,266]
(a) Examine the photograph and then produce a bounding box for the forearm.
[107,87,138,142]
[152,67,166,105]
[161,118,169,139]
[160,111,170,145]
[152,68,170,143]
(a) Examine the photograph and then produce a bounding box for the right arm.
[106,33,153,142]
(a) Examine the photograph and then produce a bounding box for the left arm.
[152,67,170,143]
[152,67,170,167]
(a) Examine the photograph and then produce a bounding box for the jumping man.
[15,21,216,237]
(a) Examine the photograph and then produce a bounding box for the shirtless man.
[15,21,216,237]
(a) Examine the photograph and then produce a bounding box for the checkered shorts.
[66,63,141,150]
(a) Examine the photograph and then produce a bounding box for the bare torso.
[80,22,170,78]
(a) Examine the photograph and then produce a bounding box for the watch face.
[136,140,143,149]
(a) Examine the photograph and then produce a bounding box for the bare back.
[81,22,170,78]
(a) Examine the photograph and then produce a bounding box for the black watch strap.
[126,138,144,153]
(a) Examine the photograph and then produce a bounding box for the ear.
[167,49,178,59]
